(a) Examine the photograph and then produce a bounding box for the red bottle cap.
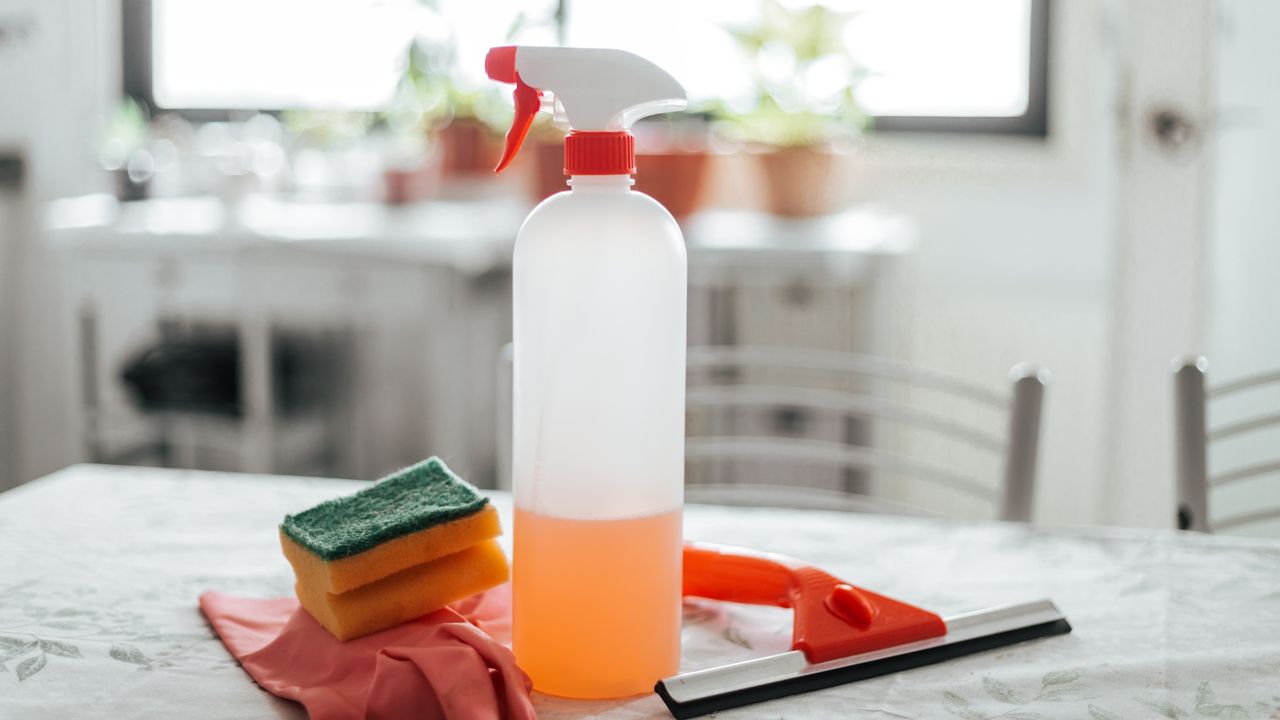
[563,131,635,176]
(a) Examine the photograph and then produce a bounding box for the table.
[3,465,1279,719]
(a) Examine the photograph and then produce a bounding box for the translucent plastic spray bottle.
[486,46,688,699]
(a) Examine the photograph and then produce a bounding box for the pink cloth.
[199,584,534,720]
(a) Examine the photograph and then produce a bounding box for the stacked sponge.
[280,457,508,641]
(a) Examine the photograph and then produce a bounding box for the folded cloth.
[199,585,534,720]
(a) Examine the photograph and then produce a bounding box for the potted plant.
[436,86,510,176]
[720,0,867,217]
[633,114,714,222]
[395,33,512,178]
[378,41,447,203]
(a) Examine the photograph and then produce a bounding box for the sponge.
[295,540,510,641]
[281,457,501,594]
[279,457,509,641]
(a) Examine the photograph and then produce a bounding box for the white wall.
[0,0,116,488]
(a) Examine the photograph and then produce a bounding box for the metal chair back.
[497,344,1047,522]
[683,347,1046,522]
[1174,355,1280,532]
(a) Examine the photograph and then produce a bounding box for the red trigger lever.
[485,45,543,174]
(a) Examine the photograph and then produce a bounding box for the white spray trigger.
[514,47,687,132]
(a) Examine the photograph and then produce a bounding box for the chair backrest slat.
[685,483,945,518]
[1208,412,1280,441]
[1207,369,1280,398]
[684,436,997,500]
[1212,506,1280,532]
[687,345,1009,409]
[686,384,1006,452]
[1210,459,1280,488]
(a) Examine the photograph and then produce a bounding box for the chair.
[1174,356,1280,532]
[683,347,1047,522]
[496,344,1048,522]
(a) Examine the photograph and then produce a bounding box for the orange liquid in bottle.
[513,507,682,698]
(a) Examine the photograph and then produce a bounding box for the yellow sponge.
[295,540,510,641]
[280,504,502,595]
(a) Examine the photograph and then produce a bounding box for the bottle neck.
[568,175,634,193]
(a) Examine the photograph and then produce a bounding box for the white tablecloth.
[2,465,1279,719]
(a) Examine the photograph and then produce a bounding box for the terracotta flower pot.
[757,146,839,217]
[635,152,710,221]
[382,163,439,205]
[437,118,503,177]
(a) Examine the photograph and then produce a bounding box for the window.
[124,0,1049,135]
[557,0,1049,135]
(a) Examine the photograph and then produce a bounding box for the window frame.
[122,0,1051,136]
[868,0,1051,136]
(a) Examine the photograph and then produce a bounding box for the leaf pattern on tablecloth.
[945,669,1092,719]
[0,578,229,683]
[39,639,82,658]
[108,643,150,667]
[1,631,82,682]
[16,654,45,682]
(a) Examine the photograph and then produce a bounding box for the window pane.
[149,0,1033,119]
[848,0,1031,117]
[152,0,436,110]
[563,0,1033,118]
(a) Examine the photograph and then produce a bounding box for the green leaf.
[1138,698,1189,719]
[943,691,984,720]
[1220,706,1249,720]
[16,653,46,681]
[109,643,150,666]
[1197,705,1224,717]
[1089,705,1124,720]
[39,639,81,658]
[1043,669,1082,686]
[984,676,1030,705]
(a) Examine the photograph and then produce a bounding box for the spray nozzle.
[485,46,687,175]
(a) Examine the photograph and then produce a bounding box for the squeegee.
[657,542,1072,719]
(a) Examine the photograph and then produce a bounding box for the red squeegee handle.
[682,542,947,663]
[682,541,798,607]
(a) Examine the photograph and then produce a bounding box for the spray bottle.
[487,46,688,699]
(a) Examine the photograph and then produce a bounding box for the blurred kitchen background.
[1,0,1278,533]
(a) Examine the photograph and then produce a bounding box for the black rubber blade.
[655,618,1072,719]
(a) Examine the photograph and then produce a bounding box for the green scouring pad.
[279,457,503,595]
